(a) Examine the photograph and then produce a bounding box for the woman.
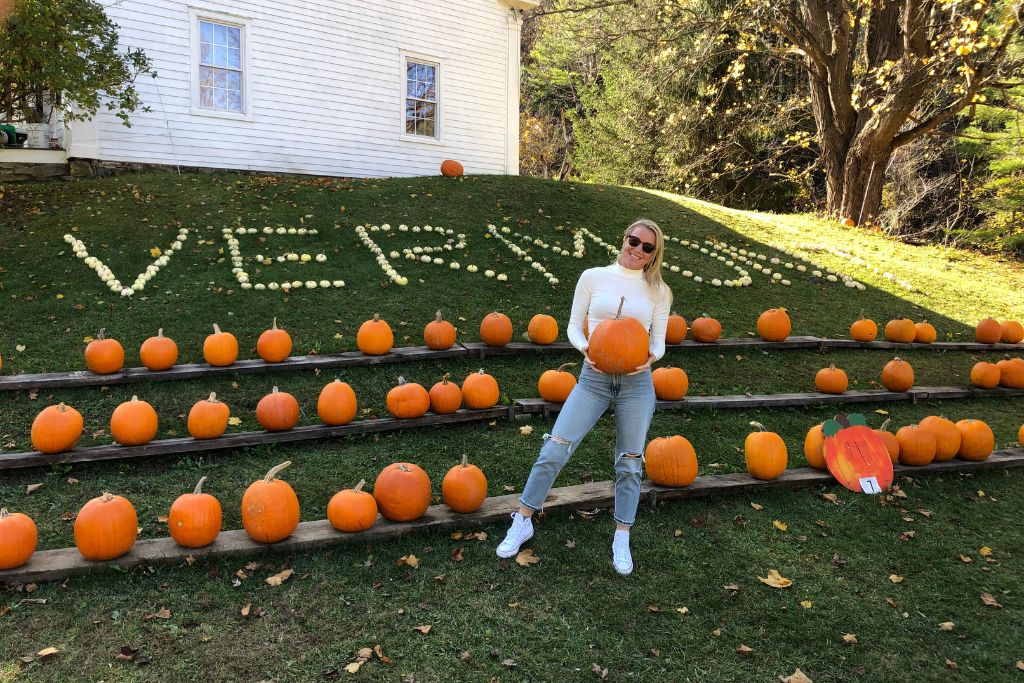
[496,219,672,575]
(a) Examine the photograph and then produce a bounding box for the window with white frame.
[198,19,243,113]
[404,59,438,138]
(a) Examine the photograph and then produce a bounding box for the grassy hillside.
[0,172,1022,682]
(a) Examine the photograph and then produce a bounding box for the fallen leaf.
[157,514,169,524]
[114,645,138,662]
[515,549,540,566]
[413,624,432,634]
[459,651,471,662]
[565,539,576,549]
[750,502,764,510]
[240,603,252,617]
[875,409,889,415]
[673,529,683,538]
[842,633,858,644]
[592,663,608,679]
[397,554,420,568]
[25,483,43,495]
[800,600,813,609]
[736,644,753,655]
[773,520,788,532]
[649,648,661,657]
[501,658,517,667]
[886,598,898,607]
[758,569,793,589]
[916,509,933,518]
[265,569,294,586]
[959,555,973,563]
[892,488,908,499]
[945,659,958,670]
[144,607,172,620]
[888,574,904,583]
[355,647,372,661]
[676,607,689,614]
[66,477,79,485]
[344,661,363,673]
[781,668,813,683]
[712,628,722,637]
[980,546,993,557]
[15,345,26,353]
[465,531,487,541]
[898,531,916,541]
[450,531,463,540]
[647,604,661,612]
[227,416,242,426]
[37,647,59,658]
[819,493,841,505]
[980,592,1003,608]
[519,425,533,436]
[1016,661,1024,671]
[507,602,521,609]
[502,485,516,492]
[723,583,740,592]
[939,621,955,631]
[450,547,464,562]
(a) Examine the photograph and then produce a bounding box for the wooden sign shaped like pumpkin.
[110,396,159,446]
[317,379,358,426]
[74,492,138,561]
[373,462,432,522]
[442,455,488,513]
[822,413,893,493]
[168,476,222,548]
[587,297,650,374]
[744,422,788,480]
[644,435,698,487]
[242,461,300,543]
[387,377,430,419]
[480,312,514,347]
[0,508,38,570]
[537,363,577,403]
[428,374,463,414]
[424,310,457,350]
[527,314,559,345]
[31,402,84,454]
[327,480,378,533]
[256,387,300,431]
[139,328,179,371]
[188,392,230,439]
[85,328,125,375]
[462,369,499,410]
[357,313,394,355]
[257,317,293,363]
[203,324,239,366]
[756,307,791,342]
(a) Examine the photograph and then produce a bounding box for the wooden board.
[3,448,1021,586]
[4,336,1018,392]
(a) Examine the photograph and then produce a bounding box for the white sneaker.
[496,512,534,558]
[612,531,633,575]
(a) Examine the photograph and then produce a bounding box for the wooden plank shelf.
[2,337,1019,393]
[4,449,1022,586]
[3,385,1021,472]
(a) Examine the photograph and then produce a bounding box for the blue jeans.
[520,364,656,526]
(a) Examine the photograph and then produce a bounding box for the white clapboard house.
[10,0,538,177]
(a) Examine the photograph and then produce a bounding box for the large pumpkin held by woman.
[85,328,125,375]
[373,462,432,522]
[74,492,138,561]
[587,296,650,374]
[242,461,300,543]
[168,476,222,548]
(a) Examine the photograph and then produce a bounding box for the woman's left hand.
[627,354,656,375]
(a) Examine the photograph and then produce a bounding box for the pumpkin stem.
[615,296,626,319]
[477,368,485,375]
[397,376,407,386]
[56,402,69,413]
[353,479,366,493]
[880,418,891,431]
[836,414,852,428]
[97,327,106,340]
[441,373,450,384]
[748,421,766,431]
[207,392,217,402]
[212,323,222,334]
[263,461,292,482]
[157,328,164,338]
[373,313,380,322]
[131,395,139,402]
[272,317,279,330]
[556,362,577,373]
[461,454,469,467]
[101,491,115,502]
[435,310,443,322]
[193,476,208,495]
[271,386,279,393]
[0,508,8,518]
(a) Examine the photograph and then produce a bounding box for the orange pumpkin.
[327,480,378,532]
[918,416,961,462]
[875,419,900,464]
[257,317,292,363]
[0,508,37,570]
[424,310,457,350]
[814,364,848,394]
[803,423,826,470]
[850,315,878,342]
[914,321,937,344]
[442,454,488,513]
[139,328,178,371]
[110,396,159,446]
[896,425,936,465]
[970,361,1001,389]
[1001,320,1024,344]
[587,296,650,374]
[317,379,358,426]
[387,376,430,419]
[644,435,698,487]
[1018,422,1023,445]
[188,392,230,439]
[31,402,83,454]
[665,313,688,344]
[357,313,394,355]
[884,317,916,343]
[168,476,222,548]
[691,314,722,343]
[956,419,994,461]
[373,462,432,522]
[241,461,300,543]
[480,312,514,347]
[463,368,500,409]
[538,363,577,403]
[527,314,559,345]
[881,357,914,392]
[976,317,1002,344]
[756,307,791,342]
[428,374,463,414]
[440,159,465,177]
[744,422,788,480]
[997,357,1024,388]
[203,323,238,366]
[652,366,689,400]
[74,492,138,561]
[256,386,300,431]
[85,328,125,375]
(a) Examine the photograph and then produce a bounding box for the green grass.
[1,172,1023,682]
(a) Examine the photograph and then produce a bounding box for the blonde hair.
[617,218,671,301]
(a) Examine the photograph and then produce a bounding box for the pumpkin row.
[0,457,485,570]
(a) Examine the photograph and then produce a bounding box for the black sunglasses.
[625,234,656,254]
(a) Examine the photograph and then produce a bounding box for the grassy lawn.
[1,172,1023,681]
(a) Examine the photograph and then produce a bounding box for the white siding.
[79,0,519,177]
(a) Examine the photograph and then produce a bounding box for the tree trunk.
[835,145,891,226]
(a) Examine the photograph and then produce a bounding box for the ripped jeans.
[519,364,656,526]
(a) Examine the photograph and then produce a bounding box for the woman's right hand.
[582,347,604,373]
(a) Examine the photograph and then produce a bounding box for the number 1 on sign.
[859,477,882,494]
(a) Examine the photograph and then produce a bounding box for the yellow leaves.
[227,416,242,426]
[55,293,64,300]
[36,647,59,659]
[519,425,534,436]
[773,520,788,532]
[800,600,813,609]
[149,246,162,258]
[939,621,955,631]
[265,569,293,586]
[396,554,419,568]
[889,575,904,583]
[980,546,993,557]
[15,344,26,352]
[758,569,792,589]
[842,633,858,644]
[515,549,540,567]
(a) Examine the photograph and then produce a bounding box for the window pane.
[214,23,226,46]
[215,69,228,89]
[200,42,212,64]
[214,44,227,67]
[227,91,242,112]
[226,70,241,92]
[421,117,435,137]
[228,47,241,69]
[214,88,227,109]
[199,65,214,88]
[200,87,214,108]
[227,26,240,49]
[200,21,213,43]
